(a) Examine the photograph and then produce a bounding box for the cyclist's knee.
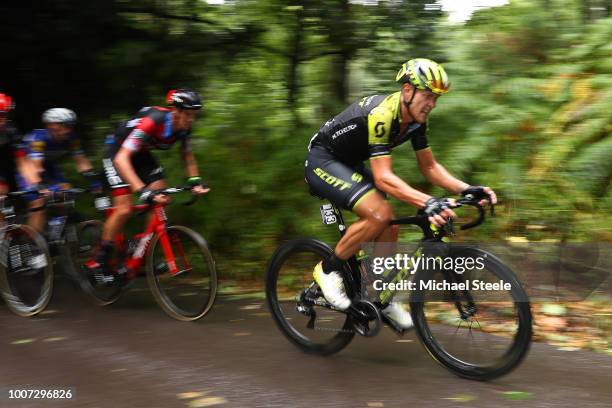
[365,201,394,232]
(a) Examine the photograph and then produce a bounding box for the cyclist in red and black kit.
[86,88,209,282]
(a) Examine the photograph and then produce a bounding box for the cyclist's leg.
[305,147,393,308]
[334,192,395,259]
[305,147,394,264]
[358,166,400,259]
[97,154,134,269]
[138,152,166,227]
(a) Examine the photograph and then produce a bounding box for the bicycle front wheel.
[410,246,532,381]
[146,225,217,321]
[266,238,355,355]
[0,224,53,317]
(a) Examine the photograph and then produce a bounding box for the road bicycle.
[0,191,51,317]
[266,196,532,381]
[79,186,217,321]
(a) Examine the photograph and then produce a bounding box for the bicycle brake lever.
[445,217,456,236]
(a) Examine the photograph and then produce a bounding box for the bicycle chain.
[313,326,355,334]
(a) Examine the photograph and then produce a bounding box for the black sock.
[322,253,344,274]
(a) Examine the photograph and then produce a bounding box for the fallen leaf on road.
[240,304,262,310]
[11,338,37,345]
[442,394,476,402]
[557,346,580,351]
[367,402,384,407]
[234,332,251,336]
[187,397,227,407]
[501,391,532,400]
[178,392,206,400]
[43,337,67,342]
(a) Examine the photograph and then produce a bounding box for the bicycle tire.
[70,220,123,306]
[0,224,53,317]
[146,225,217,321]
[266,237,355,355]
[410,246,532,381]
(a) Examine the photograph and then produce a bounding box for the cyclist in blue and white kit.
[20,108,101,232]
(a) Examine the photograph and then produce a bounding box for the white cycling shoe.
[313,262,351,311]
[382,301,413,329]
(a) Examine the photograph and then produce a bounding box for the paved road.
[1,277,611,408]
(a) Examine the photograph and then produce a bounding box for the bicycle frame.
[328,200,481,312]
[104,203,188,279]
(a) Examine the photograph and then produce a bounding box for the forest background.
[0,0,610,279]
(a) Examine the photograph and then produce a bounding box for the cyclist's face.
[404,86,439,123]
[46,123,72,139]
[173,109,198,130]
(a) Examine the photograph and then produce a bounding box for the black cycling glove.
[461,186,490,201]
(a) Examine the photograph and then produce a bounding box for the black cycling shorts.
[305,145,381,210]
[102,144,165,196]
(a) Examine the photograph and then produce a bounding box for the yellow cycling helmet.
[396,58,450,95]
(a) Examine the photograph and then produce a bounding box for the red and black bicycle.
[77,186,217,321]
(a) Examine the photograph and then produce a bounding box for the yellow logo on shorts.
[351,173,363,182]
[314,168,352,191]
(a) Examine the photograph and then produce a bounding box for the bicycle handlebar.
[390,196,495,235]
[157,185,200,206]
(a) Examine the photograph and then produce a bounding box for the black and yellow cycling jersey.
[309,91,429,165]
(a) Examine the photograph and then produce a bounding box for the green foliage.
[1,0,610,277]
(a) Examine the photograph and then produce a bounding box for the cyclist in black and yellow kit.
[306,58,497,328]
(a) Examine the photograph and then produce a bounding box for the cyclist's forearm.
[29,159,45,185]
[18,158,41,185]
[375,173,430,208]
[114,151,145,192]
[182,150,199,178]
[420,162,469,194]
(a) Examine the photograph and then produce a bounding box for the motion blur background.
[0,0,609,279]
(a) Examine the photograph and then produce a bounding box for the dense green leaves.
[1,0,609,276]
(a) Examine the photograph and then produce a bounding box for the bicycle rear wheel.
[410,246,532,381]
[146,225,217,321]
[266,238,355,355]
[71,220,123,306]
[0,224,52,317]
